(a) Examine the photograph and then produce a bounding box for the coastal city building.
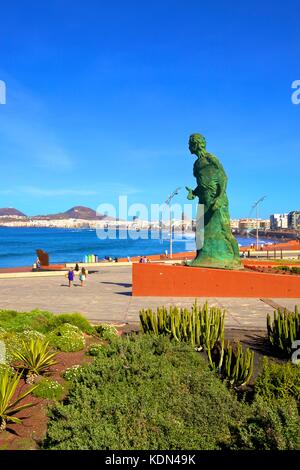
[288,210,300,229]
[230,219,239,230]
[238,218,270,231]
[0,207,298,234]
[270,213,289,229]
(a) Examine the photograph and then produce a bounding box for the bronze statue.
[36,249,49,266]
[186,133,242,269]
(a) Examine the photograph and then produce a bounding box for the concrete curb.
[0,271,68,279]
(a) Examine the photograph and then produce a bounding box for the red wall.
[132,263,300,298]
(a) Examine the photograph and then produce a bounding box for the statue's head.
[189,133,206,155]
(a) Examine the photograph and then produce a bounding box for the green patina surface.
[186,133,242,270]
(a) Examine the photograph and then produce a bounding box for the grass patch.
[0,310,94,334]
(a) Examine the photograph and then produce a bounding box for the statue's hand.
[186,186,195,200]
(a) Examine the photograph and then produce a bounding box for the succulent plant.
[267,306,300,357]
[139,301,225,365]
[217,341,254,387]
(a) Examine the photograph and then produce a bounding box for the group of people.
[139,256,149,263]
[67,264,88,287]
[104,256,119,262]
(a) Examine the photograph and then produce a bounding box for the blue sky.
[0,0,299,218]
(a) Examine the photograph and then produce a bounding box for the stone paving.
[0,266,299,330]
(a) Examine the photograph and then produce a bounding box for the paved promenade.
[0,266,299,330]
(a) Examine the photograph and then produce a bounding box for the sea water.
[0,227,272,268]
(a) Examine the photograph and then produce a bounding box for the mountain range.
[0,208,27,217]
[0,206,115,220]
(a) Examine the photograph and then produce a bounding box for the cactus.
[217,341,254,387]
[139,300,225,358]
[267,306,300,357]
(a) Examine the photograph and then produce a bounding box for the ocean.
[0,227,270,268]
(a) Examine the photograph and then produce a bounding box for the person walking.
[79,267,87,287]
[67,268,74,288]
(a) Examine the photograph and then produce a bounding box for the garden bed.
[0,336,97,450]
[246,265,300,275]
[0,305,299,450]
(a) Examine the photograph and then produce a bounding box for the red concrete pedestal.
[132,263,300,298]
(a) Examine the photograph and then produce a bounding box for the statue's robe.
[192,152,242,269]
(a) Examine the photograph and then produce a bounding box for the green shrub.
[0,310,54,333]
[43,334,245,450]
[94,324,118,341]
[255,357,300,403]
[274,265,289,272]
[291,267,300,275]
[229,396,300,450]
[62,364,87,382]
[47,313,94,334]
[86,343,107,357]
[0,310,93,335]
[32,378,65,400]
[0,330,24,364]
[47,324,85,352]
[0,364,14,377]
[273,266,300,275]
[19,330,45,342]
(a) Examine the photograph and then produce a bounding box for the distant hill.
[0,208,27,217]
[34,206,115,220]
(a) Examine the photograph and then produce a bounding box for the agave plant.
[13,338,58,383]
[0,369,37,432]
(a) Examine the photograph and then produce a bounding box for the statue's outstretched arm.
[186,186,196,200]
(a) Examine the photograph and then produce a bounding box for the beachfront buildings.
[230,219,239,230]
[238,218,270,231]
[288,211,300,230]
[270,214,289,229]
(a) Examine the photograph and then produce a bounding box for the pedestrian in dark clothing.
[67,269,74,288]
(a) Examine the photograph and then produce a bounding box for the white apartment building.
[270,213,288,229]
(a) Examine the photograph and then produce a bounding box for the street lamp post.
[251,196,266,252]
[165,187,181,259]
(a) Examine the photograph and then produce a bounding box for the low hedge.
[42,334,300,450]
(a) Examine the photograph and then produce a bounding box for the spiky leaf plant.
[0,369,37,432]
[13,338,58,383]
